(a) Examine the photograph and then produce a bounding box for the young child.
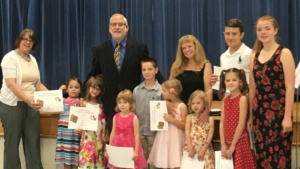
[55,77,82,169]
[107,89,148,169]
[78,75,107,168]
[148,79,188,169]
[218,68,256,169]
[182,90,215,168]
[133,58,162,169]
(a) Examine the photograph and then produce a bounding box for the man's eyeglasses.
[22,38,33,43]
[110,23,127,27]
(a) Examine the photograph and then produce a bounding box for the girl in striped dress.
[55,77,82,169]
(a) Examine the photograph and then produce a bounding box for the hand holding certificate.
[150,101,168,131]
[215,151,234,169]
[180,151,205,169]
[68,106,99,131]
[106,144,134,168]
[34,90,63,112]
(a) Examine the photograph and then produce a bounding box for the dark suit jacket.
[86,39,153,131]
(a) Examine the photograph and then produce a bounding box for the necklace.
[16,49,31,62]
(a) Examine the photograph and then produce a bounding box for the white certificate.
[150,101,168,131]
[180,151,205,169]
[212,66,223,91]
[106,144,134,168]
[295,61,300,88]
[68,106,99,131]
[34,90,63,112]
[215,151,234,169]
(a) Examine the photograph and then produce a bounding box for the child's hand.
[221,145,228,159]
[132,151,138,161]
[74,128,82,133]
[163,113,174,123]
[226,145,235,159]
[58,85,66,90]
[188,147,195,158]
[104,152,109,159]
[79,98,85,107]
[197,150,205,161]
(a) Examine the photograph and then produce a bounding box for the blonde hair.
[162,79,182,99]
[252,15,279,53]
[188,90,208,113]
[115,89,136,112]
[170,35,209,78]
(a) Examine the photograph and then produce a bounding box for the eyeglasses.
[90,86,100,91]
[110,23,127,27]
[22,38,33,43]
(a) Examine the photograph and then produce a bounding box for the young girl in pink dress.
[148,79,188,169]
[182,90,215,168]
[108,89,147,169]
[218,68,257,169]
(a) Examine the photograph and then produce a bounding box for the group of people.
[0,12,295,169]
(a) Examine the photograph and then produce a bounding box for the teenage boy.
[211,19,252,84]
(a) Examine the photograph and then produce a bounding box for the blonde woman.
[170,35,212,122]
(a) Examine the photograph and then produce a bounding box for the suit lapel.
[120,39,133,73]
[104,41,119,73]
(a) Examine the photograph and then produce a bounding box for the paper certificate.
[106,144,134,168]
[34,90,63,112]
[180,151,205,169]
[150,101,168,131]
[215,151,234,169]
[295,61,300,88]
[68,106,99,131]
[212,66,223,91]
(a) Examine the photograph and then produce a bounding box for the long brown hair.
[85,75,105,103]
[218,68,249,100]
[252,15,279,53]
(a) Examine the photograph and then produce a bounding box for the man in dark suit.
[85,13,163,133]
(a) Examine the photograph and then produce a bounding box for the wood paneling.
[0,112,60,138]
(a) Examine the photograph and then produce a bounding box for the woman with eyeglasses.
[0,28,47,169]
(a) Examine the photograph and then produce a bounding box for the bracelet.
[27,100,31,106]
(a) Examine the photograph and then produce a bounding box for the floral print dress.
[252,46,292,168]
[183,115,214,168]
[78,103,107,169]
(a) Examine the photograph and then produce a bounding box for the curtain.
[1,0,299,89]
